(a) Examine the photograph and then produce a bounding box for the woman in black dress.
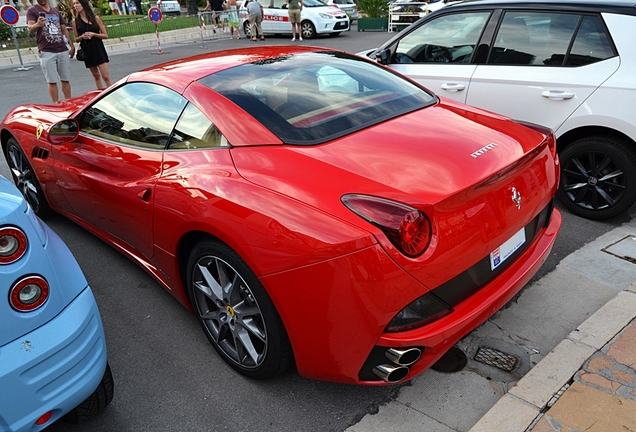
[72,0,112,89]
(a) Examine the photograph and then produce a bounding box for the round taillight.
[342,194,432,257]
[0,226,27,264]
[10,276,49,311]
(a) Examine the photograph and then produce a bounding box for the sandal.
[260,36,265,40]
[252,37,257,41]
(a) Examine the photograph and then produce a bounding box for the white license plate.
[490,228,526,271]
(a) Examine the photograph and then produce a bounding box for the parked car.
[389,0,430,28]
[323,0,358,20]
[361,0,636,220]
[157,0,181,15]
[239,0,349,38]
[1,46,561,385]
[0,175,113,431]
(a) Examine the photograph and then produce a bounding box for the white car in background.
[157,0,181,14]
[323,0,358,21]
[362,0,636,220]
[239,0,350,38]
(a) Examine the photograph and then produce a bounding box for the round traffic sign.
[0,5,20,26]
[148,6,162,23]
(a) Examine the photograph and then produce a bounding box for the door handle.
[541,90,575,101]
[137,189,151,202]
[440,83,466,92]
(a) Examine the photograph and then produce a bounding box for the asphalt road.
[1,24,634,432]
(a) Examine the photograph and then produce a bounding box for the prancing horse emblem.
[511,187,522,210]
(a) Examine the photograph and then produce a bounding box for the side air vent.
[32,147,49,160]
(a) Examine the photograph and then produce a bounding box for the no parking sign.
[0,5,20,26]
[147,7,168,54]
[1,5,32,71]
[148,6,163,23]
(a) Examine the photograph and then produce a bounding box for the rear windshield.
[199,51,436,145]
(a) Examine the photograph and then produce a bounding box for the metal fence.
[0,14,202,51]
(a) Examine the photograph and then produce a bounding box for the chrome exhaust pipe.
[372,364,409,383]
[385,347,422,366]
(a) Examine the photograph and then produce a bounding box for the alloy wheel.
[558,136,636,220]
[191,255,268,369]
[6,143,47,216]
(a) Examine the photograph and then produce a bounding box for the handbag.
[76,47,85,62]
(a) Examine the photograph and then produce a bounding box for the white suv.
[239,0,350,39]
[363,0,636,220]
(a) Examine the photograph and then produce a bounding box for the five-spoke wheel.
[4,138,52,218]
[187,239,292,379]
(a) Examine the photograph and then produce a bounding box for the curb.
[470,282,636,432]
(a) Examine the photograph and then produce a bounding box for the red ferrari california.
[1,46,561,385]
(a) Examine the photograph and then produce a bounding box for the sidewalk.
[0,26,217,68]
[472,284,636,432]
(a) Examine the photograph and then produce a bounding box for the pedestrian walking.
[246,0,264,41]
[72,0,112,90]
[286,0,302,41]
[26,0,75,103]
[226,0,240,39]
[203,0,225,30]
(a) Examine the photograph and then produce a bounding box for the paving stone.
[607,321,636,367]
[586,354,614,372]
[530,416,557,432]
[612,370,634,384]
[546,381,636,431]
[579,371,621,392]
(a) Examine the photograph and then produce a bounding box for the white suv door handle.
[541,90,575,100]
[440,83,466,92]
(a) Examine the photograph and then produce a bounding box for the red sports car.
[1,46,561,385]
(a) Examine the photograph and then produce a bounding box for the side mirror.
[377,48,391,65]
[47,119,79,145]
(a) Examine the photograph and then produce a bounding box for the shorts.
[109,1,118,10]
[40,50,71,83]
[288,9,301,24]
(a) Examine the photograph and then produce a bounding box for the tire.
[186,239,293,379]
[4,138,52,218]
[63,362,114,424]
[557,136,636,220]
[243,21,251,38]
[301,20,316,39]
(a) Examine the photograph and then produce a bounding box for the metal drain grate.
[473,346,519,372]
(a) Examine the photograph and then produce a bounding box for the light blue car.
[0,176,112,431]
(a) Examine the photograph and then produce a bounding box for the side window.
[394,12,490,64]
[271,0,286,8]
[169,103,229,149]
[80,82,187,149]
[489,12,579,66]
[567,15,615,66]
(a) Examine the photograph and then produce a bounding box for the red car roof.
[126,46,334,94]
